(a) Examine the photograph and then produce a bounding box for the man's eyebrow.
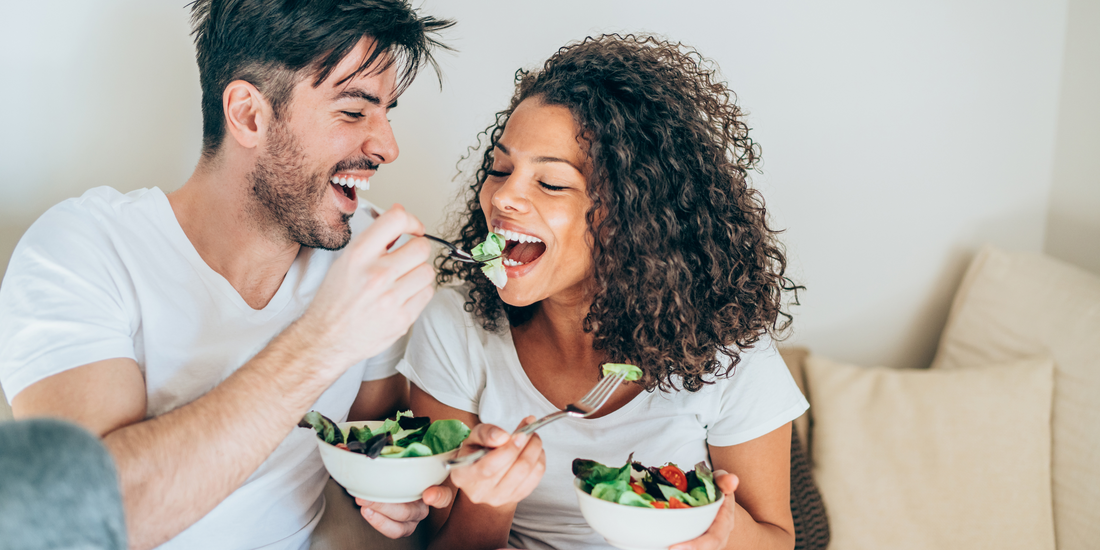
[335,88,398,109]
[494,143,582,173]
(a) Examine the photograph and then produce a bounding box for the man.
[0,1,454,549]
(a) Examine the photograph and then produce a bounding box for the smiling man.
[0,1,453,549]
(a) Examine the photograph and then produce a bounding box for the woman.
[398,34,807,550]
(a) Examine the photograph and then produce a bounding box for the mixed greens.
[471,232,507,289]
[300,410,470,459]
[573,455,718,509]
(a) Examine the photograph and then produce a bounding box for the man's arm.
[12,206,435,550]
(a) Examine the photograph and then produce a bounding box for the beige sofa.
[785,246,1099,550]
[4,245,1097,549]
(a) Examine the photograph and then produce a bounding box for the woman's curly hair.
[437,34,802,392]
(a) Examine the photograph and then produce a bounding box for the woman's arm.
[673,422,796,550]
[410,384,546,550]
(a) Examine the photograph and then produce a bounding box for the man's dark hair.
[189,0,453,159]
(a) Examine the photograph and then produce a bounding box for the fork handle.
[446,410,573,469]
[515,410,572,436]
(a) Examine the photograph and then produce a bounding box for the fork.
[366,202,500,264]
[445,370,629,468]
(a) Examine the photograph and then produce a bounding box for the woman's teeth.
[502,258,525,267]
[331,175,370,190]
[496,228,543,244]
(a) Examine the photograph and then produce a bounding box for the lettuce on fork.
[471,232,507,289]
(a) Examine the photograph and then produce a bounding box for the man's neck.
[168,159,301,310]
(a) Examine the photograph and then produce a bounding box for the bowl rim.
[314,420,458,462]
[572,476,725,512]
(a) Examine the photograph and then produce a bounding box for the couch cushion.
[0,380,12,422]
[779,346,810,452]
[931,246,1100,550]
[805,354,1055,550]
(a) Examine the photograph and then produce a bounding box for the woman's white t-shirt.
[397,286,809,550]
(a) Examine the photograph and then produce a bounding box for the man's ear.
[222,80,272,150]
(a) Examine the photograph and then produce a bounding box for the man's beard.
[247,121,353,251]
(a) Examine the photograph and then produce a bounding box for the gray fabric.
[0,418,126,550]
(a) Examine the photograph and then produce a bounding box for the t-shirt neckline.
[497,321,650,425]
[150,187,301,321]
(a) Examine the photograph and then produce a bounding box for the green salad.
[573,455,718,509]
[300,410,470,459]
[471,232,507,289]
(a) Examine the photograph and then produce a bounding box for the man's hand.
[448,417,546,507]
[355,485,454,538]
[670,470,740,550]
[296,204,435,372]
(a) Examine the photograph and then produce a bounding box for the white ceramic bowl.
[573,477,724,550]
[315,420,457,503]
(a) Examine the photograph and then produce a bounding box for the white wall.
[0,1,1077,369]
[1044,0,1100,276]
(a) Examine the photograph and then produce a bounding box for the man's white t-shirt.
[397,286,809,550]
[0,187,402,550]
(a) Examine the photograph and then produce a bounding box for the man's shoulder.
[35,186,163,233]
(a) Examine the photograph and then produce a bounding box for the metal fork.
[366,202,499,265]
[445,370,629,468]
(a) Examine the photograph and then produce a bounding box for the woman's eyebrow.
[494,142,582,173]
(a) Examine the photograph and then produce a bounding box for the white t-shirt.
[397,286,809,550]
[0,187,403,550]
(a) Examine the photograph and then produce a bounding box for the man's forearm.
[104,323,339,550]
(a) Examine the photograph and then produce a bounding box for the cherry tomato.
[668,497,691,509]
[630,482,646,495]
[651,500,667,509]
[659,464,688,492]
[335,443,349,451]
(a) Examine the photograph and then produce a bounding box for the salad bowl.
[573,477,724,550]
[316,420,457,503]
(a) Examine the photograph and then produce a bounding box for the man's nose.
[362,113,399,165]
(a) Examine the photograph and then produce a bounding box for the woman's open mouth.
[497,228,546,268]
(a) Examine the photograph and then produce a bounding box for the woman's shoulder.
[421,284,477,325]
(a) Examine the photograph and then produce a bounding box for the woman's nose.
[490,174,529,213]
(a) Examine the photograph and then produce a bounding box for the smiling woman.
[400,34,810,550]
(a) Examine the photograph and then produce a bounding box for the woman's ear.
[222,80,271,150]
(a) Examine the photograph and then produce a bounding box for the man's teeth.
[496,228,542,244]
[330,175,370,190]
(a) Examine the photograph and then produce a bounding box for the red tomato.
[630,482,646,495]
[668,497,691,509]
[659,464,689,492]
[335,443,349,451]
[651,501,667,509]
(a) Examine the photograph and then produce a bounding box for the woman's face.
[478,98,593,308]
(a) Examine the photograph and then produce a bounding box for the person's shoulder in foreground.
[0,1,453,549]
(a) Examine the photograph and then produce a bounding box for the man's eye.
[486,170,510,178]
[341,111,364,119]
[540,182,567,192]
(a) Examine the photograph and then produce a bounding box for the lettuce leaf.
[694,461,716,502]
[422,419,471,454]
[601,363,643,382]
[472,233,507,289]
[299,411,344,445]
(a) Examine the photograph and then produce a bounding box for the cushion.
[931,246,1100,550]
[805,354,1055,550]
[0,380,12,422]
[779,346,811,452]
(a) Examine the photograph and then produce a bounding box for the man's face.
[247,39,400,250]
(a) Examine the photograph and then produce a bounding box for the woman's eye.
[486,170,510,178]
[341,111,364,120]
[540,181,567,192]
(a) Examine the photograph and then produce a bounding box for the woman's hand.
[448,416,546,507]
[670,470,741,550]
[356,485,454,538]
